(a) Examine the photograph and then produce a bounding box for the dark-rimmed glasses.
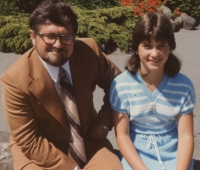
[34,31,75,45]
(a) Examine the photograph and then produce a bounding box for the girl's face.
[137,36,171,74]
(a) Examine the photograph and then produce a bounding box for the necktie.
[58,67,87,168]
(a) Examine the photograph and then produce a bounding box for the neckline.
[136,71,169,101]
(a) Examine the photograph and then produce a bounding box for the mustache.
[48,47,66,52]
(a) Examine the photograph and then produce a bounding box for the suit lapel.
[69,45,92,133]
[28,49,69,132]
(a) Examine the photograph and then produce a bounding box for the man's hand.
[88,123,109,140]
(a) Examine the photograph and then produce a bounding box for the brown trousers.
[11,140,123,170]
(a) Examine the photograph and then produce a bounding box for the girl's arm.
[176,112,194,170]
[112,110,148,170]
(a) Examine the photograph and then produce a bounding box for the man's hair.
[29,0,78,34]
[125,12,181,77]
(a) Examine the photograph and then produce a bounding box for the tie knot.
[59,67,66,79]
[58,66,73,95]
[59,67,72,86]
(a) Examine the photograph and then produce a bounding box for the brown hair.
[125,12,181,77]
[29,0,78,34]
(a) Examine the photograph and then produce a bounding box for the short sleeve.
[109,77,129,113]
[179,81,196,115]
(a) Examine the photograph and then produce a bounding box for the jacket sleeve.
[1,73,76,170]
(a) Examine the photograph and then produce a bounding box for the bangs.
[132,13,176,51]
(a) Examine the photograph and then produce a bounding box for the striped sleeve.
[109,77,129,113]
[179,82,196,115]
[171,74,196,115]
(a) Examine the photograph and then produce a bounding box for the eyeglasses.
[34,31,75,45]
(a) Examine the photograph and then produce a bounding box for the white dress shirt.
[39,57,73,85]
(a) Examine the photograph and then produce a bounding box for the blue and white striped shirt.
[110,71,196,134]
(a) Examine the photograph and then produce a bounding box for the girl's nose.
[151,48,159,57]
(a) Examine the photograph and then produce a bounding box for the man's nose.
[53,37,63,48]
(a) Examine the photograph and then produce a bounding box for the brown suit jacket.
[1,38,121,170]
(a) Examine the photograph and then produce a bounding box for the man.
[0,0,123,169]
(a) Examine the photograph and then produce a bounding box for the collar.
[39,57,72,84]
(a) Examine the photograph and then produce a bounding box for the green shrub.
[0,6,136,53]
[1,0,199,54]
[75,6,136,52]
[165,0,200,19]
[0,0,120,15]
[0,0,42,15]
[63,0,120,9]
[0,14,32,53]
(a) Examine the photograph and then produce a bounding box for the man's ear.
[29,30,36,46]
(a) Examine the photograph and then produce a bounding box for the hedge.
[0,6,136,54]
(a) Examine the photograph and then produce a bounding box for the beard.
[36,47,70,66]
[45,52,69,66]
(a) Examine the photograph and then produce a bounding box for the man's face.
[30,23,75,66]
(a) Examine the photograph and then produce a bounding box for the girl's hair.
[125,12,181,77]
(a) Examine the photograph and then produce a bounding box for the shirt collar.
[39,57,71,83]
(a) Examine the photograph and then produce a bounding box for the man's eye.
[62,35,72,40]
[45,34,55,39]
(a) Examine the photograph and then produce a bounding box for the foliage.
[119,0,133,6]
[71,6,136,52]
[0,0,120,15]
[1,0,200,19]
[0,6,136,53]
[173,7,182,18]
[165,0,200,19]
[0,0,42,15]
[120,0,165,17]
[120,0,200,20]
[0,0,18,15]
[63,0,120,9]
[132,0,165,17]
[0,14,32,53]
[0,0,200,53]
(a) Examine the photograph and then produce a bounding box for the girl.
[110,13,195,170]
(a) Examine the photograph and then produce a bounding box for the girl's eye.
[143,44,151,48]
[159,44,167,48]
